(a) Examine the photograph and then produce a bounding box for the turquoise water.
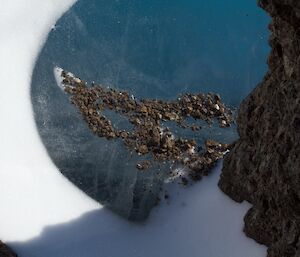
[31,0,270,220]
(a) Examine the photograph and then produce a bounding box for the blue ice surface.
[31,0,270,220]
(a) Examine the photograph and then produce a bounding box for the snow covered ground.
[0,1,267,256]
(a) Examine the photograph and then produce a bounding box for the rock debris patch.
[58,68,233,182]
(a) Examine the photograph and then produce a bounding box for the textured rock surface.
[219,1,300,257]
[0,241,17,257]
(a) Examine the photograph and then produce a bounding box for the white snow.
[53,66,66,90]
[54,66,82,91]
[0,1,267,257]
[0,0,99,242]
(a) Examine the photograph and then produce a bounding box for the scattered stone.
[136,160,151,170]
[191,125,200,131]
[181,177,188,186]
[137,145,149,155]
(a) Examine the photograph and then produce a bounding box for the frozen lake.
[31,0,270,220]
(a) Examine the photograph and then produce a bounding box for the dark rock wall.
[0,241,17,257]
[219,1,300,257]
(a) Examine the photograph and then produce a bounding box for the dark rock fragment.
[136,160,151,170]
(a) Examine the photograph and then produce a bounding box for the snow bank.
[0,1,267,256]
[0,0,100,241]
[10,162,266,257]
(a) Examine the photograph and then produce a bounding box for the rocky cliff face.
[0,241,17,257]
[219,1,300,257]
